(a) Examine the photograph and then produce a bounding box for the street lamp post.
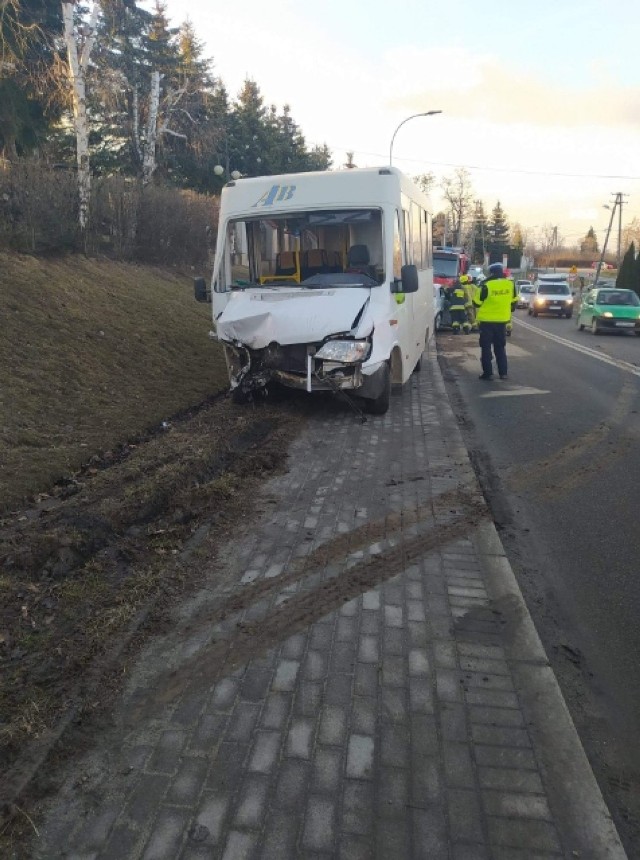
[214,165,242,181]
[389,110,442,166]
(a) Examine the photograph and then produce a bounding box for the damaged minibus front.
[195,167,434,415]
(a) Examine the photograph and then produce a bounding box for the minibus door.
[211,223,239,321]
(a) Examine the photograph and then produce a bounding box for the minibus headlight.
[315,339,371,364]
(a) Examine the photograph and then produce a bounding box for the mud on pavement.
[0,371,488,853]
[0,392,308,833]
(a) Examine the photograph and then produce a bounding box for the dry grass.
[0,251,310,855]
[0,252,227,511]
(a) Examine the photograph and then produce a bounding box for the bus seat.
[276,251,299,276]
[302,249,329,278]
[330,251,343,273]
[347,245,376,279]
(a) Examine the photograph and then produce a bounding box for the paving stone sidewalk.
[32,352,626,860]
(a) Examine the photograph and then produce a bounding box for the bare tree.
[413,172,436,195]
[539,223,561,254]
[62,0,99,231]
[440,167,474,247]
[622,217,640,255]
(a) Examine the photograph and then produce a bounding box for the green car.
[576,288,640,335]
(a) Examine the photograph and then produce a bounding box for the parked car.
[434,285,452,332]
[576,288,640,335]
[516,281,535,309]
[529,278,574,318]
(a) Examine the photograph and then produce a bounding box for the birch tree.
[62,0,99,231]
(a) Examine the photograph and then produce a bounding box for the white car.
[516,281,535,309]
[529,277,574,318]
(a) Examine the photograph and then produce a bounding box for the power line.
[310,141,640,181]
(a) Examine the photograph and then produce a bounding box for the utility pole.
[617,192,623,270]
[595,192,625,283]
[552,226,558,271]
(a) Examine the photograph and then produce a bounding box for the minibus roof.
[218,166,432,218]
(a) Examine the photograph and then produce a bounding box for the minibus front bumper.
[223,340,383,399]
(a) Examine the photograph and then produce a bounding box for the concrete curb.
[473,522,627,859]
[432,347,627,858]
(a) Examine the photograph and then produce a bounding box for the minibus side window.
[411,202,421,270]
[403,209,411,265]
[393,211,403,279]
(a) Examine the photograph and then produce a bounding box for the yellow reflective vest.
[473,277,517,323]
[448,286,467,310]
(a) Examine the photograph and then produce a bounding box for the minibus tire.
[231,386,251,404]
[364,363,391,415]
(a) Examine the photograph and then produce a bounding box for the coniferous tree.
[0,0,64,157]
[580,226,599,255]
[632,245,640,299]
[509,224,525,269]
[143,0,179,81]
[161,19,221,188]
[306,143,331,171]
[470,200,487,262]
[487,201,510,261]
[230,79,269,177]
[89,0,152,175]
[511,224,524,254]
[3,1,330,193]
[616,242,635,291]
[269,104,308,174]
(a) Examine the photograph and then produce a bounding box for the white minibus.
[195,166,434,414]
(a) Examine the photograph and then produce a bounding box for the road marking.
[480,386,550,398]
[513,317,640,378]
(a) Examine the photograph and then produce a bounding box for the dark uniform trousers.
[479,322,507,377]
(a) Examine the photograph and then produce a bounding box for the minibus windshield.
[217,208,384,290]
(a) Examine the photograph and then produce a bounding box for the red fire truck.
[433,247,469,289]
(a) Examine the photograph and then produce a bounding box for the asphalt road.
[437,310,640,857]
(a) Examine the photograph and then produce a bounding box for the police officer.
[472,262,517,380]
[447,278,471,334]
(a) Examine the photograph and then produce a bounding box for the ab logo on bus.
[252,185,297,208]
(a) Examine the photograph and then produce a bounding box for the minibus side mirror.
[193,276,211,303]
[400,264,419,293]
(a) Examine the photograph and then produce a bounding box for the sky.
[165,0,640,249]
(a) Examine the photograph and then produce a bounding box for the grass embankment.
[1,253,226,511]
[0,254,307,856]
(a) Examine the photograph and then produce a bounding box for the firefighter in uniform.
[473,262,517,380]
[447,278,471,334]
[459,274,477,331]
